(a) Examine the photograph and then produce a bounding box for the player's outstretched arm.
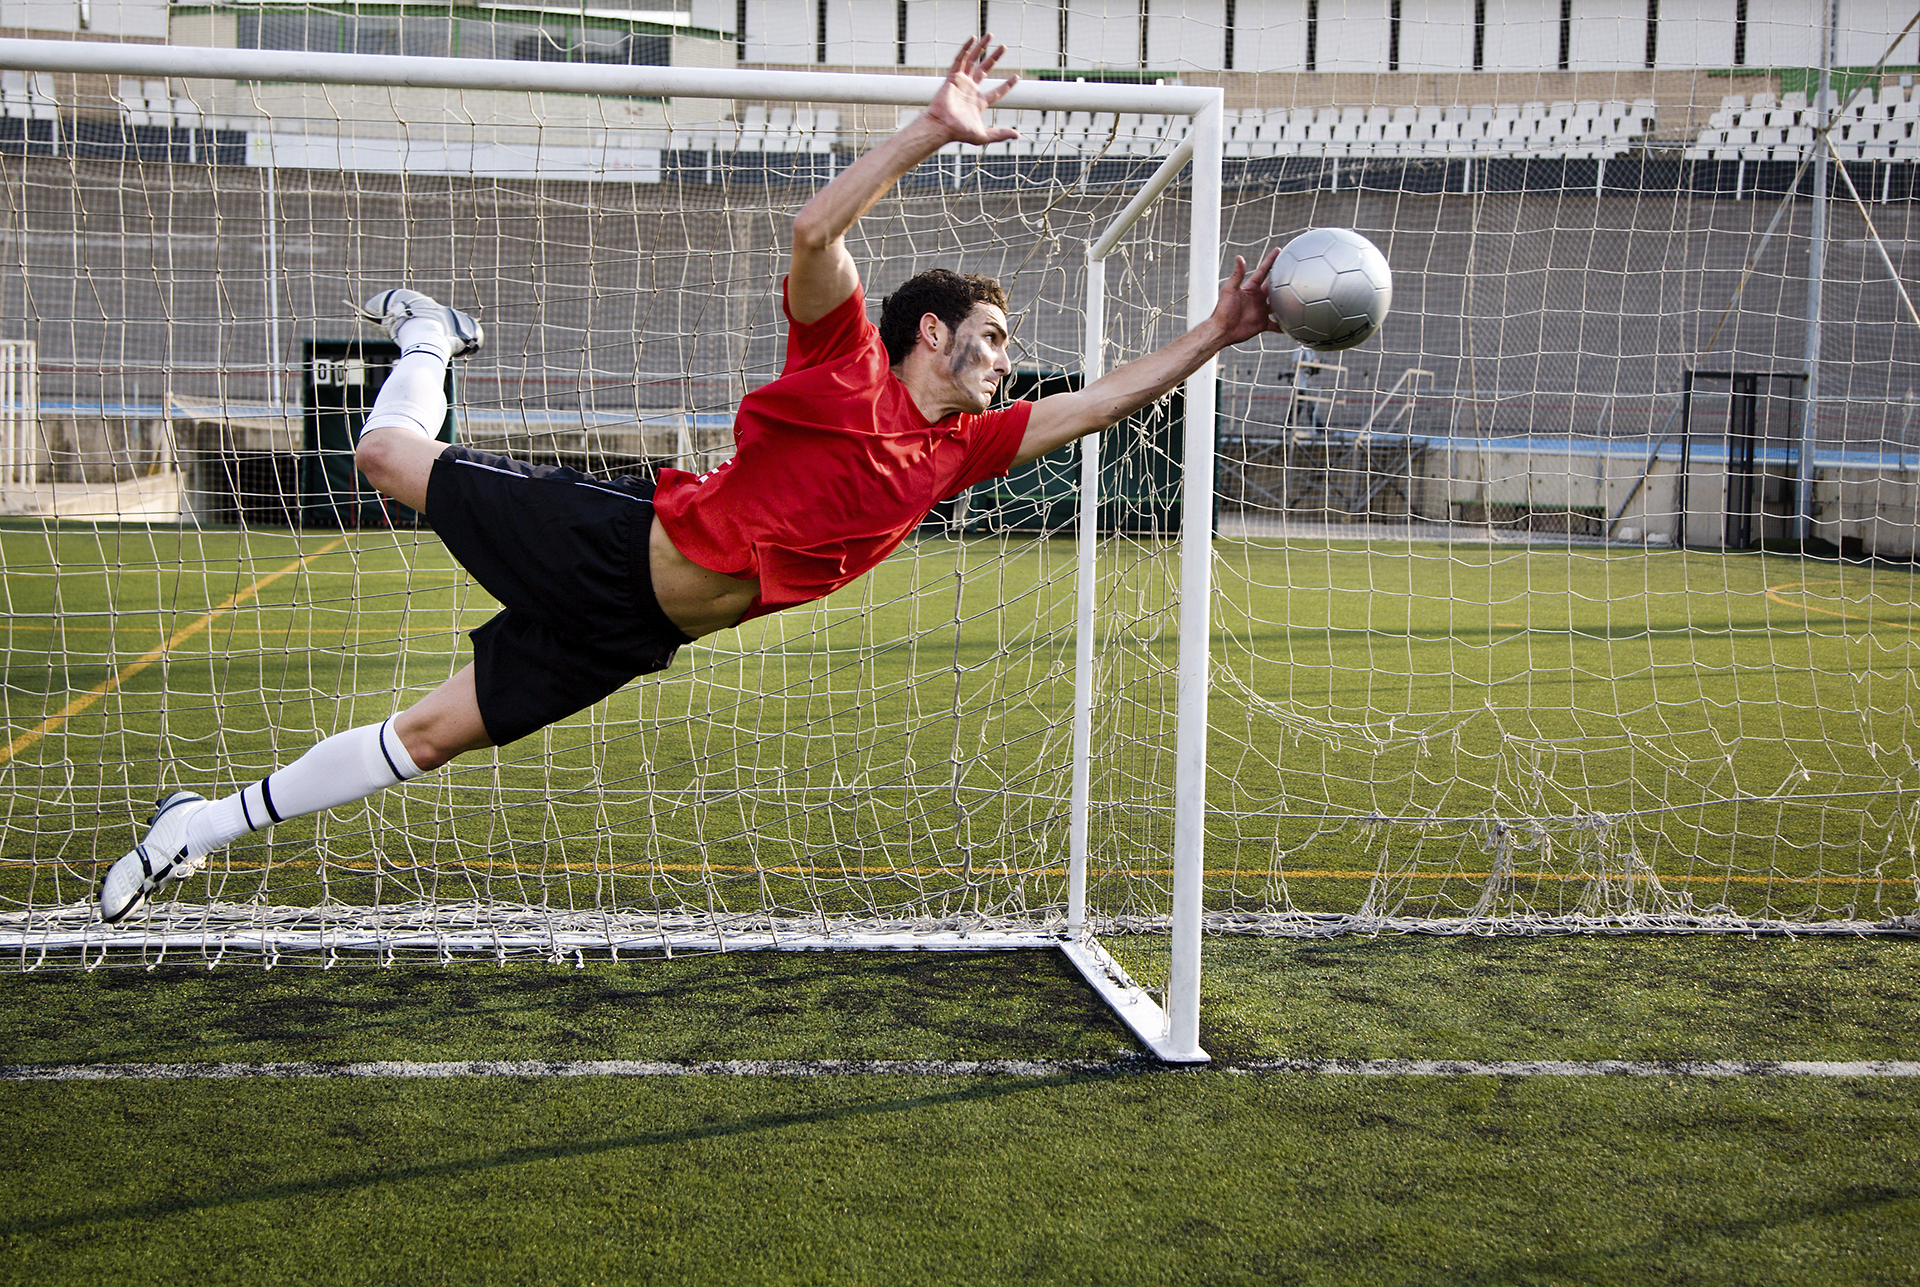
[1011,249,1284,467]
[787,34,1019,324]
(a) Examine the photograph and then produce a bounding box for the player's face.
[942,304,1013,413]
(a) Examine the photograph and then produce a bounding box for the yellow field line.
[1,536,350,767]
[1765,580,1920,634]
[2,625,470,640]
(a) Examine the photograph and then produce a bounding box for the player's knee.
[353,425,412,487]
[354,426,438,512]
[393,699,492,772]
[353,427,398,487]
[394,725,462,773]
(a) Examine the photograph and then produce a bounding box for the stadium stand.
[0,69,57,123]
[1684,87,1917,162]
[1212,99,1655,160]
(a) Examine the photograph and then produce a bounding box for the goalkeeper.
[100,34,1282,923]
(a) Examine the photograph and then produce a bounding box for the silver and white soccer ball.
[1266,228,1392,352]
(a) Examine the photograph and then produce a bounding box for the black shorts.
[425,445,693,746]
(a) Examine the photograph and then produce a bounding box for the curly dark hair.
[877,269,1010,366]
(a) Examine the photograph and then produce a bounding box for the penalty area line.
[5,1057,1920,1081]
[1,535,352,767]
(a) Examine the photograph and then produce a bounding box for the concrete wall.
[14,414,170,482]
[1406,439,1804,547]
[1812,460,1920,557]
[1251,436,1900,553]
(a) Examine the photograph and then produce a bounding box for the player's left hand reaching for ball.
[1211,248,1287,347]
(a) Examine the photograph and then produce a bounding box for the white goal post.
[0,38,1223,1063]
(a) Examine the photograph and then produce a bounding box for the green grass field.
[2,937,1918,1284]
[3,521,1917,928]
[3,521,1920,1281]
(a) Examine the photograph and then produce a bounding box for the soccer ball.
[1265,228,1392,351]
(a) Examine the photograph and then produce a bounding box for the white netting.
[5,6,1920,974]
[0,52,1203,963]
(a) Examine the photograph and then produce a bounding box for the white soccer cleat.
[350,288,484,357]
[99,790,211,924]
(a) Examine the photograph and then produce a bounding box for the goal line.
[9,1058,1919,1082]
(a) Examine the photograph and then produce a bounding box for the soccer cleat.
[350,288,484,357]
[99,790,210,924]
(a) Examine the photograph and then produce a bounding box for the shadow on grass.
[1474,1182,1920,1285]
[0,951,1141,1066]
[0,1070,1114,1238]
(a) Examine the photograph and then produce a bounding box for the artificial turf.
[5,525,1920,1280]
[2,936,1918,1285]
[6,525,1920,927]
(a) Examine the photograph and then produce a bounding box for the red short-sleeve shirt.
[653,282,1031,621]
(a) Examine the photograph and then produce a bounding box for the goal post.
[0,38,1221,1062]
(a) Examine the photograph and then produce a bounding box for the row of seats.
[1218,100,1656,159]
[87,74,1920,168]
[865,102,1657,161]
[1,71,57,121]
[677,106,1179,157]
[681,103,841,154]
[1713,87,1918,122]
[1687,87,1920,162]
[114,78,208,131]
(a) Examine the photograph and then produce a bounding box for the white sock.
[185,719,425,858]
[360,337,450,440]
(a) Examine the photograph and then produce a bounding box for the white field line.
[0,1059,1118,1080]
[5,1058,1920,1081]
[1235,1059,1920,1078]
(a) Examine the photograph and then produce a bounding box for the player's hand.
[1212,248,1285,346]
[924,34,1020,146]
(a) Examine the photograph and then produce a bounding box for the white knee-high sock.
[360,320,453,440]
[184,718,425,859]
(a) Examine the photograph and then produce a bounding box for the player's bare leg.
[349,288,483,509]
[98,289,488,923]
[392,665,495,770]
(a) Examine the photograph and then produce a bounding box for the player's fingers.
[978,38,1005,72]
[949,35,978,76]
[982,69,1021,105]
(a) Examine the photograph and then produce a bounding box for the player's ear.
[919,312,946,350]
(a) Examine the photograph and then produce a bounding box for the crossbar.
[0,39,1220,114]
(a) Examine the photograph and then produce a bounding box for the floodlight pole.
[1799,0,1839,543]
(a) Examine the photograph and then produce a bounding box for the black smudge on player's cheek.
[948,338,988,381]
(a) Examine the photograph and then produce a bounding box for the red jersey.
[653,282,1031,621]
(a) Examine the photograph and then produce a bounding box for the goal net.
[0,37,1228,1056]
[4,7,1920,1062]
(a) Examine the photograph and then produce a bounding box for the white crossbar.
[0,39,1218,115]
